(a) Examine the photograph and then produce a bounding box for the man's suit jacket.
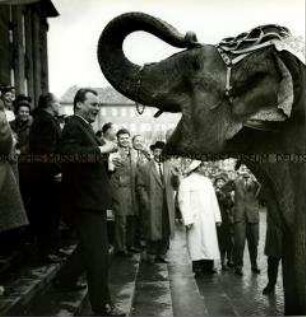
[233,177,260,223]
[59,115,111,214]
[223,177,260,223]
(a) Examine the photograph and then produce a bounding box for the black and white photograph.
[0,0,305,316]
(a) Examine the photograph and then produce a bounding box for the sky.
[48,0,305,98]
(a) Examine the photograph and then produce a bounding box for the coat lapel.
[73,116,101,146]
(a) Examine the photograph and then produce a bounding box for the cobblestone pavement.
[168,208,284,316]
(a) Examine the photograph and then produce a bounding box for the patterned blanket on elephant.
[217,24,305,65]
[216,25,305,129]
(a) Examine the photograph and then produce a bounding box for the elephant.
[97,12,306,315]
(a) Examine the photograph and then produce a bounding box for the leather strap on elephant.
[216,24,292,103]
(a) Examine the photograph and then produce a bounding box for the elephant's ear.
[244,55,293,130]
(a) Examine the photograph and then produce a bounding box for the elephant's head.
[98,12,302,157]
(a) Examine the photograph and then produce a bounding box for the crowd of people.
[0,85,282,316]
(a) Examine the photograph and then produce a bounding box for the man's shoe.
[115,251,132,258]
[44,254,63,264]
[57,248,71,258]
[222,264,229,271]
[262,284,275,295]
[94,304,126,316]
[128,247,141,253]
[251,267,261,274]
[55,281,87,292]
[234,268,243,276]
[155,256,168,263]
[145,254,155,264]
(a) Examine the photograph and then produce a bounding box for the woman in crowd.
[10,95,33,212]
[10,94,33,154]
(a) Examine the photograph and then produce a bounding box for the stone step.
[167,225,209,317]
[132,260,173,317]
[0,251,24,277]
[0,243,77,316]
[22,276,88,317]
[24,253,141,316]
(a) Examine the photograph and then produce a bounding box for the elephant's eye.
[232,71,267,97]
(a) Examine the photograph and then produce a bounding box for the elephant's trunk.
[97,12,199,106]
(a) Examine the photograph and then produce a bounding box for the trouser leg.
[267,256,281,287]
[220,251,226,266]
[227,232,234,264]
[246,223,259,269]
[76,211,111,311]
[56,243,84,285]
[233,222,246,270]
[126,215,136,250]
[114,215,126,252]
[156,235,169,258]
[147,240,157,255]
[133,215,142,248]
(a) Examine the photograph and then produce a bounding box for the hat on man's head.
[150,141,165,151]
[214,173,228,185]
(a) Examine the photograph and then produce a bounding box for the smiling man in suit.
[59,88,125,316]
[136,141,180,263]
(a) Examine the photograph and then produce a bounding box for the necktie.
[158,162,163,179]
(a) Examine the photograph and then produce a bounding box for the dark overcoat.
[10,117,32,154]
[259,183,283,257]
[29,109,61,182]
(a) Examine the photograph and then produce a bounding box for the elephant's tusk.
[154,110,164,118]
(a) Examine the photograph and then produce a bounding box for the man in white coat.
[178,160,222,276]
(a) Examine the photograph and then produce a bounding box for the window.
[24,78,28,95]
[120,107,126,117]
[100,108,106,116]
[129,123,136,132]
[22,14,26,53]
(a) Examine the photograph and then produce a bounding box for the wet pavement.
[79,208,284,316]
[132,208,284,316]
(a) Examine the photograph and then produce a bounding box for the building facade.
[0,0,58,107]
